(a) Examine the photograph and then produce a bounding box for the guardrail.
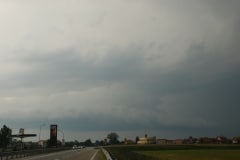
[102,148,113,160]
[0,147,71,160]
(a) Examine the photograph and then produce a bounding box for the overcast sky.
[0,0,240,142]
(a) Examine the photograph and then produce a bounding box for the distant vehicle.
[72,145,84,149]
[72,145,78,149]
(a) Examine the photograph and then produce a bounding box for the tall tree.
[107,132,119,145]
[84,139,93,146]
[0,125,12,151]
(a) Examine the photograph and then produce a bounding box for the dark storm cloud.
[1,0,240,140]
[1,46,144,91]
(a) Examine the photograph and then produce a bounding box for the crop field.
[105,144,240,160]
[136,150,240,160]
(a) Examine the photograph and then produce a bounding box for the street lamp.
[39,123,46,141]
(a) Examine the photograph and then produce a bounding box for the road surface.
[15,148,102,160]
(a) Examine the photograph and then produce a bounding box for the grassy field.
[105,144,240,160]
[136,149,240,160]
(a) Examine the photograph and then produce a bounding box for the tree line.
[0,125,12,151]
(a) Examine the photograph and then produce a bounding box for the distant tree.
[136,136,139,143]
[107,132,119,145]
[0,125,12,151]
[84,139,93,146]
[97,140,105,146]
[64,141,75,147]
[74,140,80,145]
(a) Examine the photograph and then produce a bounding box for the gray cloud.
[0,0,240,141]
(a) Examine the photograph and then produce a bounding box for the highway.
[15,148,102,160]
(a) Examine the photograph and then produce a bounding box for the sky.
[0,0,240,142]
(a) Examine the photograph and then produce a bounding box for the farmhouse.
[137,134,156,144]
[232,137,240,144]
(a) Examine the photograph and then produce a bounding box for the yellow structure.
[137,134,156,144]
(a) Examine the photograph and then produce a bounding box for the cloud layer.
[0,0,240,140]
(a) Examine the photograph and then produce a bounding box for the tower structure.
[50,124,57,147]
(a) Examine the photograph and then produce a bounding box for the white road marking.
[90,150,98,160]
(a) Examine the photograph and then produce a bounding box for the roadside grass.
[136,149,240,160]
[105,144,240,160]
[99,149,107,160]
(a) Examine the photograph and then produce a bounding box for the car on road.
[72,145,84,149]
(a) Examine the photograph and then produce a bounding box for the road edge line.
[101,148,113,160]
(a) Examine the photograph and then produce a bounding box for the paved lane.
[15,148,100,160]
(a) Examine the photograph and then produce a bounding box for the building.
[124,138,135,145]
[157,139,167,145]
[156,139,175,145]
[216,136,228,144]
[137,134,156,144]
[199,137,216,144]
[232,137,240,144]
[175,139,184,145]
[38,140,48,148]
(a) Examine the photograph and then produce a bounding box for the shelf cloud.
[0,0,240,140]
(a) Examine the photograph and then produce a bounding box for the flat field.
[136,149,240,160]
[105,144,240,160]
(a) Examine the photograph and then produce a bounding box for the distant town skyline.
[1,0,240,142]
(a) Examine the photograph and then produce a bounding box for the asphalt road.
[15,148,101,160]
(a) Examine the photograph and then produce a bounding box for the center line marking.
[90,150,98,160]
